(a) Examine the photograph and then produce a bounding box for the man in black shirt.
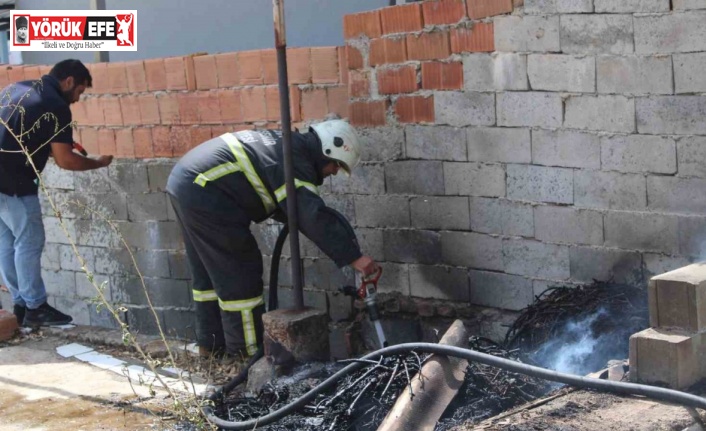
[0,59,113,327]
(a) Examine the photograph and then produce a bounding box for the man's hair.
[15,16,27,29]
[49,59,93,88]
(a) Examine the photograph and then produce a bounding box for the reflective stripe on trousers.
[191,289,263,356]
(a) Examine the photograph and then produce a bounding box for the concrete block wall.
[2,0,706,344]
[338,0,706,326]
[0,48,351,339]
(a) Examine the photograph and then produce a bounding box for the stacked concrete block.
[630,263,706,389]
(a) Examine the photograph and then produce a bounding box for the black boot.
[12,304,26,326]
[23,303,72,327]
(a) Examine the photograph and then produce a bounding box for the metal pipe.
[90,0,109,63]
[273,0,304,310]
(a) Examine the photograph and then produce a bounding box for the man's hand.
[96,155,113,168]
[351,255,379,277]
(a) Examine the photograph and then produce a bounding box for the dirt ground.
[459,388,701,431]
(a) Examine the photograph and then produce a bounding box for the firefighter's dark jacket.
[166,129,363,268]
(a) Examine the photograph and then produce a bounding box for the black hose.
[202,342,706,430]
[268,224,289,312]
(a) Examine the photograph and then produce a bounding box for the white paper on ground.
[56,343,94,358]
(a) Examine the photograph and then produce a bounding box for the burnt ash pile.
[504,281,649,376]
[208,281,648,430]
[213,338,550,431]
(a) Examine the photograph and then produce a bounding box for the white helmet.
[310,119,362,176]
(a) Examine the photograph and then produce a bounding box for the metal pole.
[273,0,304,310]
[90,0,109,63]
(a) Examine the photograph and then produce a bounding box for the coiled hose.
[202,342,706,430]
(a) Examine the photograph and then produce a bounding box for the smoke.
[530,307,631,376]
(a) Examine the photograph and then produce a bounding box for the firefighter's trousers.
[169,195,265,357]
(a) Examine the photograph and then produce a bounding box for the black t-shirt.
[0,75,73,196]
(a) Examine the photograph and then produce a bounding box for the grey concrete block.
[678,137,706,178]
[564,95,635,133]
[146,163,175,193]
[470,197,534,237]
[532,129,600,169]
[41,243,61,271]
[109,162,150,194]
[327,291,353,322]
[74,169,111,193]
[444,162,506,197]
[124,306,163,336]
[678,216,706,256]
[358,127,405,162]
[528,54,595,92]
[634,12,706,54]
[470,270,534,311]
[114,277,191,308]
[43,216,76,244]
[356,228,384,261]
[637,96,706,135]
[303,258,353,292]
[116,221,184,250]
[560,14,634,54]
[376,262,410,295]
[52,296,90,326]
[569,246,643,285]
[162,309,196,340]
[411,196,470,230]
[386,161,444,195]
[383,230,441,264]
[507,164,573,205]
[643,253,693,281]
[75,272,110,300]
[648,177,706,215]
[77,193,129,221]
[535,206,603,246]
[495,16,561,52]
[463,53,528,91]
[94,248,171,278]
[594,0,669,12]
[673,0,706,9]
[503,238,570,279]
[467,127,531,164]
[127,192,169,222]
[59,244,95,272]
[601,135,676,174]
[409,265,469,301]
[88,304,119,329]
[675,53,706,94]
[441,231,503,271]
[42,269,77,297]
[355,195,410,228]
[434,92,495,127]
[405,125,466,161]
[168,251,191,279]
[331,164,385,194]
[524,0,593,13]
[497,92,562,128]
[597,55,673,95]
[605,212,679,254]
[73,219,122,248]
[41,161,75,190]
[574,170,646,211]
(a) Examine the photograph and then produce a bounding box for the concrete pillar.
[262,307,330,364]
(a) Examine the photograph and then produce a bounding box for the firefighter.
[166,119,379,358]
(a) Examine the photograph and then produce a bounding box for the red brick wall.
[0,47,349,159]
[343,0,505,127]
[0,0,515,158]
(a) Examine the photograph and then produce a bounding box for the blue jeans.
[0,193,47,309]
